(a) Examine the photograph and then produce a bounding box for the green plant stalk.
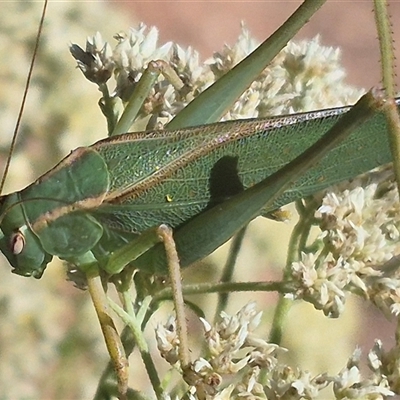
[95,298,162,399]
[268,199,317,345]
[99,82,119,135]
[111,59,186,136]
[374,0,400,195]
[108,295,164,399]
[152,281,295,302]
[111,62,162,136]
[214,226,248,322]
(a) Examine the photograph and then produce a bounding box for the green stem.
[112,60,185,136]
[269,200,316,345]
[95,299,161,399]
[111,62,160,136]
[373,0,400,194]
[297,199,319,253]
[153,280,293,302]
[214,226,248,321]
[98,83,119,135]
[109,295,164,399]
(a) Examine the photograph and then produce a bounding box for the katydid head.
[0,187,107,278]
[0,193,52,278]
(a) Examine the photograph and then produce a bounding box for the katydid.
[0,91,395,278]
[1,1,399,398]
[0,0,395,283]
[0,0,333,280]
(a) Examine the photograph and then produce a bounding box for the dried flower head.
[156,316,180,365]
[264,365,330,399]
[70,32,114,84]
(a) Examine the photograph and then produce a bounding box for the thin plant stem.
[98,82,119,135]
[109,296,164,399]
[153,280,293,302]
[112,60,184,136]
[269,199,316,345]
[95,297,160,399]
[374,0,400,193]
[214,226,248,321]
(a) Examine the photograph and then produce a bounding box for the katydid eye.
[10,231,25,255]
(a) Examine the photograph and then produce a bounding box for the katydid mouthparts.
[0,91,395,278]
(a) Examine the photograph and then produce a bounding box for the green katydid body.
[0,98,396,278]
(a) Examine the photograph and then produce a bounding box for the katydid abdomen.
[0,99,395,278]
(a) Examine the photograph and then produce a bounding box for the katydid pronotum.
[0,0,399,398]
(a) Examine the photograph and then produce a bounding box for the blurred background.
[0,1,399,398]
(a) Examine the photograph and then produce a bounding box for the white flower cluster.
[209,29,362,119]
[155,315,180,365]
[291,169,400,317]
[156,303,288,398]
[157,304,397,399]
[70,24,363,131]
